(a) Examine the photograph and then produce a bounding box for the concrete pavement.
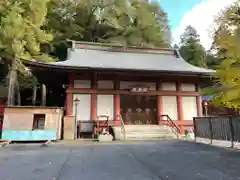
[0,140,239,180]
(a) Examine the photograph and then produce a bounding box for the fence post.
[193,117,197,142]
[208,117,213,144]
[229,116,235,148]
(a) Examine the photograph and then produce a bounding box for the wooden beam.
[71,71,200,82]
[66,88,200,96]
[72,73,200,83]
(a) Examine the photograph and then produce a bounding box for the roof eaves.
[25,60,214,76]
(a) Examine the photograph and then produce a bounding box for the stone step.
[125,133,175,138]
[125,128,171,132]
[124,125,166,128]
[124,125,170,130]
[122,125,177,140]
[125,134,176,140]
[126,131,172,135]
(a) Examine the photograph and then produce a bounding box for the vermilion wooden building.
[27,41,213,139]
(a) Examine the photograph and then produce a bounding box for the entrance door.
[120,95,157,125]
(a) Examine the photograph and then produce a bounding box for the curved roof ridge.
[50,48,214,74]
[69,40,174,51]
[173,48,215,73]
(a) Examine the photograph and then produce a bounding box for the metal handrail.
[116,114,126,139]
[160,115,181,136]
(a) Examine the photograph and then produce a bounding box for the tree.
[205,53,221,69]
[207,2,240,109]
[45,0,171,60]
[179,25,207,67]
[0,0,53,105]
[100,0,171,47]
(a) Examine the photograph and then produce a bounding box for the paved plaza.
[0,140,239,180]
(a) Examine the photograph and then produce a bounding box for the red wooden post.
[91,73,97,120]
[156,81,163,124]
[66,73,73,116]
[196,84,202,116]
[177,82,184,134]
[114,79,121,126]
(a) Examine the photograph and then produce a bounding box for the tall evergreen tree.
[179,25,207,67]
[0,0,53,105]
[208,2,240,109]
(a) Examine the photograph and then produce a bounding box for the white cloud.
[173,0,236,50]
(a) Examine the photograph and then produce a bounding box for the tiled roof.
[28,41,215,75]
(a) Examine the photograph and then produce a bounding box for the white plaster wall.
[97,95,114,120]
[162,96,178,120]
[182,97,197,120]
[120,81,156,90]
[161,82,176,91]
[72,94,92,132]
[181,83,196,92]
[97,80,114,89]
[74,80,91,88]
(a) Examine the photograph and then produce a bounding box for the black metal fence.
[193,116,240,147]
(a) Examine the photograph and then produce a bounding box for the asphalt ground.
[0,140,239,180]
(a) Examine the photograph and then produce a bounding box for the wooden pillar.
[91,73,97,120]
[16,81,21,106]
[66,73,73,116]
[177,82,184,134]
[114,79,120,125]
[196,84,202,116]
[32,85,37,106]
[41,84,46,106]
[156,81,163,124]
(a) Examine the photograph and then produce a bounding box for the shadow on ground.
[0,140,239,180]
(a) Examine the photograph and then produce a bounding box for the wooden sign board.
[130,87,150,93]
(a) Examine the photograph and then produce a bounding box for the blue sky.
[151,0,236,49]
[157,0,204,29]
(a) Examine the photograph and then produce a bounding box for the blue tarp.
[1,130,57,141]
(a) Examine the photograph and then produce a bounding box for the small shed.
[1,106,63,141]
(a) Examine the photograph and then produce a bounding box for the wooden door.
[120,95,157,125]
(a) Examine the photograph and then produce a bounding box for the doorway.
[120,95,157,125]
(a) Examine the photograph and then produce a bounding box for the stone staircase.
[123,125,178,140]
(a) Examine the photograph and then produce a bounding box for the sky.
[153,0,237,50]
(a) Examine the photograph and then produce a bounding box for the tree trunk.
[41,84,46,106]
[16,80,21,106]
[7,59,17,106]
[32,85,37,106]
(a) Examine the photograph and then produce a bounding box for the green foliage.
[209,1,240,109]
[205,53,221,69]
[0,0,54,72]
[99,0,170,47]
[0,0,55,99]
[179,25,207,68]
[46,0,171,60]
